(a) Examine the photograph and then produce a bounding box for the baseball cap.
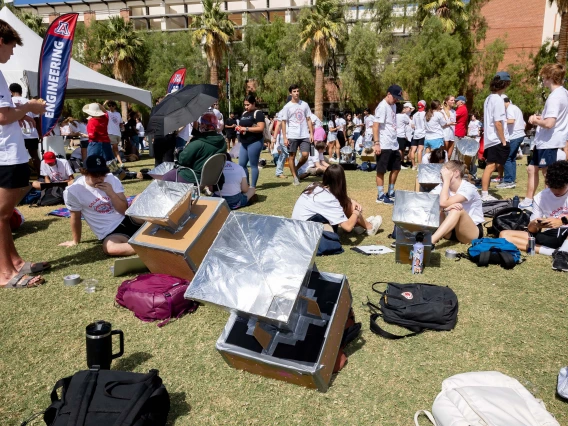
[85,155,110,174]
[456,95,467,102]
[403,102,414,110]
[43,151,56,165]
[495,71,511,81]
[387,85,404,101]
[417,100,426,111]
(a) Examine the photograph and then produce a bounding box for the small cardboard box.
[129,197,230,280]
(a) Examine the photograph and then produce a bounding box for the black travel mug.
[86,320,124,369]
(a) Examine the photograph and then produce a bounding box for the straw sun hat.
[82,103,105,117]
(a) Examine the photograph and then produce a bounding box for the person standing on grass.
[424,100,448,152]
[442,95,457,159]
[454,96,468,147]
[225,112,238,150]
[280,84,314,186]
[496,95,526,190]
[352,112,363,147]
[363,108,374,147]
[480,71,511,202]
[396,102,413,168]
[373,84,404,205]
[519,64,568,210]
[272,108,289,179]
[237,95,265,189]
[9,83,41,174]
[327,113,339,162]
[0,20,49,288]
[83,103,114,162]
[104,101,124,166]
[409,100,426,169]
[468,113,481,142]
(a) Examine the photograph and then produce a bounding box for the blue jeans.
[239,139,263,187]
[87,142,114,161]
[275,145,289,177]
[503,136,524,183]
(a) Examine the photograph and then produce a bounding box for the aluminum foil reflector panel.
[147,162,175,180]
[417,164,443,185]
[456,137,479,158]
[184,212,323,324]
[392,190,440,233]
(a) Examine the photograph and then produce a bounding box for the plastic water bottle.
[411,233,425,274]
[512,195,519,208]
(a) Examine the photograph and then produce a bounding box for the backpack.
[20,189,41,205]
[115,273,198,327]
[41,368,169,426]
[467,237,521,269]
[367,282,459,339]
[414,371,560,426]
[482,199,512,217]
[33,187,65,207]
[487,207,531,236]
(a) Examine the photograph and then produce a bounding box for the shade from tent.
[0,7,152,107]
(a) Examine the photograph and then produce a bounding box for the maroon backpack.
[115,274,198,327]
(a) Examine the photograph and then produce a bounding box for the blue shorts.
[529,148,561,168]
[425,138,444,150]
[223,193,249,210]
[87,142,114,162]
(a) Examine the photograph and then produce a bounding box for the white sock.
[481,191,488,197]
[558,239,568,253]
[523,198,533,202]
[540,246,555,256]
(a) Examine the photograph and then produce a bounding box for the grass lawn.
[1,153,567,425]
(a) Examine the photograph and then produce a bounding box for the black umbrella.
[146,84,219,137]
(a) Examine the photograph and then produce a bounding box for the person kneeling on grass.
[297,141,329,179]
[292,164,382,236]
[218,153,257,210]
[59,155,142,256]
[500,160,568,272]
[430,160,484,245]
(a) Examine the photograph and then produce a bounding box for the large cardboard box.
[129,197,230,280]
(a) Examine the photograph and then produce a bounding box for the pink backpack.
[115,274,198,327]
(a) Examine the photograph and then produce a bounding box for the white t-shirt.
[220,161,246,197]
[69,121,88,141]
[431,180,484,225]
[442,109,456,141]
[336,117,346,133]
[396,114,410,139]
[298,151,325,175]
[0,73,29,165]
[483,93,509,148]
[212,108,224,131]
[531,188,568,225]
[425,111,447,140]
[107,111,123,136]
[178,123,193,142]
[506,103,526,140]
[310,114,322,129]
[364,114,375,141]
[353,116,363,133]
[40,158,73,181]
[355,135,364,151]
[374,99,398,150]
[534,86,568,149]
[281,100,312,139]
[63,174,125,240]
[327,120,338,141]
[412,111,426,139]
[291,185,347,225]
[11,96,39,139]
[468,119,481,137]
[421,151,448,164]
[136,122,145,137]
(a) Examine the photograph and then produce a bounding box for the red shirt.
[455,104,468,138]
[87,113,111,143]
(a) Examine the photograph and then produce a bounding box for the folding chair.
[176,152,226,199]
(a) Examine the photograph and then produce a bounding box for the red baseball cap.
[43,151,56,165]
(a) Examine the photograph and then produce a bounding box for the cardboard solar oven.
[147,162,176,180]
[392,191,440,266]
[455,137,479,175]
[184,212,352,392]
[126,182,230,280]
[417,164,443,192]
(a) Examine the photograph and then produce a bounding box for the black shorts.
[411,137,425,147]
[484,143,509,165]
[226,132,236,140]
[450,223,484,242]
[24,138,40,151]
[80,139,89,149]
[397,137,410,151]
[104,216,142,240]
[0,163,31,189]
[288,138,311,154]
[337,131,346,148]
[529,148,561,168]
[535,228,568,249]
[375,149,401,174]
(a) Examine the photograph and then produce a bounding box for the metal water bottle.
[513,195,520,208]
[411,233,425,274]
[527,234,536,256]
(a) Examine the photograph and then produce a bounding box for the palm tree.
[99,17,144,119]
[191,0,235,85]
[299,0,346,119]
[419,0,467,33]
[551,0,568,64]
[18,10,45,37]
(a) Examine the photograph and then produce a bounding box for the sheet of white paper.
[355,245,394,255]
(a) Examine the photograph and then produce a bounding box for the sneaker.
[491,177,502,183]
[388,191,396,199]
[481,194,498,202]
[552,250,568,272]
[412,165,418,170]
[376,194,394,205]
[366,215,383,236]
[329,158,339,163]
[293,177,300,186]
[496,182,516,189]
[390,241,396,248]
[518,199,533,209]
[400,165,409,170]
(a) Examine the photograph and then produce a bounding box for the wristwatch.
[562,216,568,225]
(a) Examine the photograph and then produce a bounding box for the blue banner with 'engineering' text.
[38,13,78,136]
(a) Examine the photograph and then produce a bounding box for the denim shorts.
[223,193,249,210]
[424,138,444,150]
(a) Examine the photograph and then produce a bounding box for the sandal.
[3,273,45,289]
[19,261,51,274]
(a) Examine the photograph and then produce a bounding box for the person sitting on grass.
[430,160,484,245]
[297,141,329,179]
[218,153,257,210]
[500,160,568,272]
[32,151,74,190]
[292,164,382,236]
[421,147,448,164]
[59,155,142,256]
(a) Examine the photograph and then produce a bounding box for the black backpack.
[367,282,459,339]
[482,199,512,217]
[36,187,65,207]
[39,368,169,426]
[487,207,530,236]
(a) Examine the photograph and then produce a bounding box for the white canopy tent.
[0,7,152,107]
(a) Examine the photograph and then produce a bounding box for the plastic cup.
[84,279,100,294]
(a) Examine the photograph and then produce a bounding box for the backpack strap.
[499,251,516,269]
[67,368,99,426]
[369,313,424,340]
[478,250,491,267]
[110,370,162,426]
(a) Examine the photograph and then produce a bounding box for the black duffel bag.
[40,368,169,426]
[487,207,530,236]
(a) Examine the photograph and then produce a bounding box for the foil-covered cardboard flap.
[456,137,479,157]
[184,212,323,325]
[125,180,194,229]
[147,162,176,180]
[392,190,440,232]
[417,164,443,185]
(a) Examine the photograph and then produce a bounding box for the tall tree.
[299,0,346,118]
[191,0,235,85]
[18,10,45,37]
[551,0,568,64]
[418,0,468,33]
